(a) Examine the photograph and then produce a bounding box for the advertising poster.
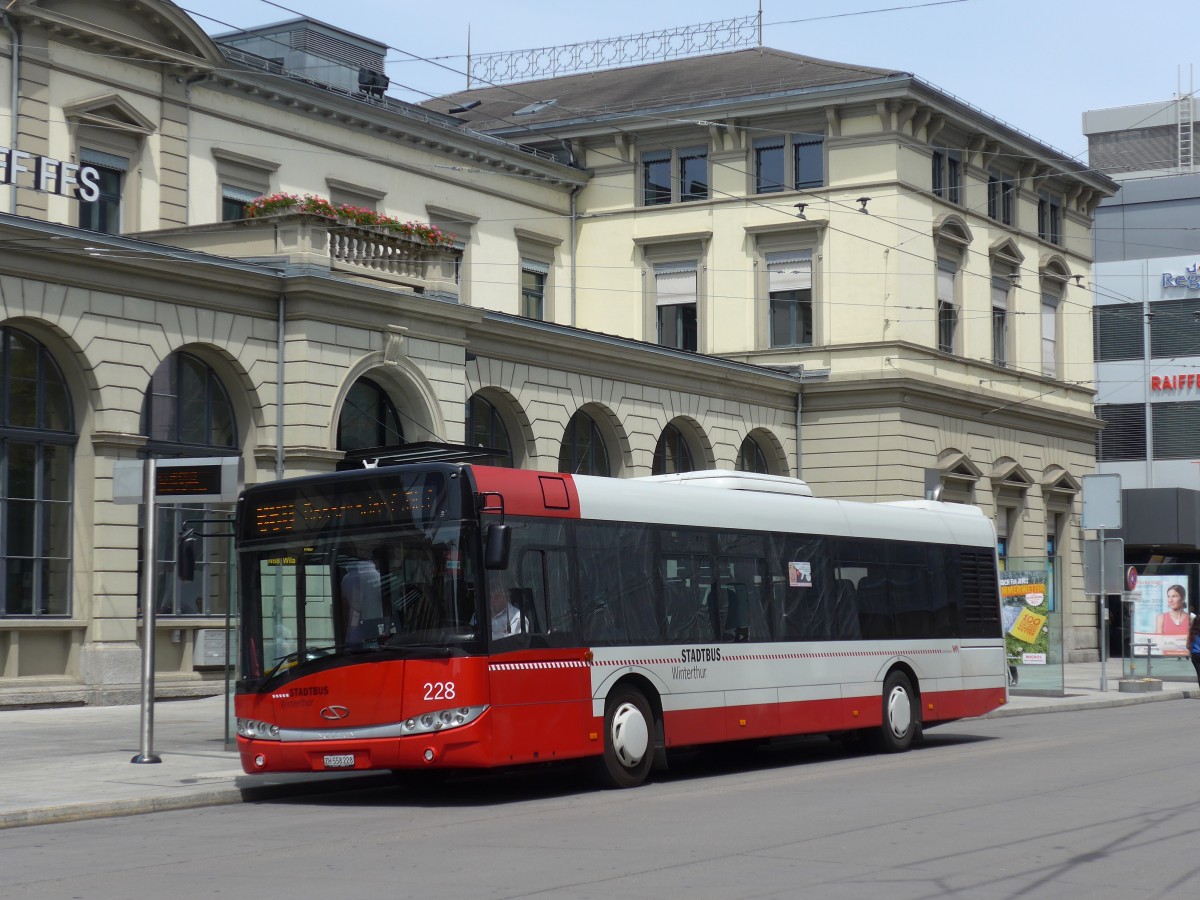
[787,561,812,588]
[1001,571,1049,665]
[1130,574,1192,657]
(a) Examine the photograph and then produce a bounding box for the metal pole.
[1099,528,1108,692]
[132,457,161,764]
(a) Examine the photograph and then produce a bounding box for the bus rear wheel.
[595,687,654,788]
[874,671,918,753]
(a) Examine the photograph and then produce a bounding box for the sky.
[183,0,1195,162]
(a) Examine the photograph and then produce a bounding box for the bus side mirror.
[177,530,197,582]
[484,523,511,570]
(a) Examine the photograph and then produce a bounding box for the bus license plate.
[323,754,354,768]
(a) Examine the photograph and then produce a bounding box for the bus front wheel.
[874,671,918,753]
[595,687,654,788]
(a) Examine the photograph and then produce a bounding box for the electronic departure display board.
[111,456,242,505]
[156,464,224,497]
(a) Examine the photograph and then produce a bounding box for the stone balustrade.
[137,212,462,300]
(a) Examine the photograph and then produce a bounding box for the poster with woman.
[1130,575,1192,657]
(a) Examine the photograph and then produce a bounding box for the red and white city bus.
[233,457,1005,788]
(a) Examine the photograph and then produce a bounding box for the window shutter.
[1094,303,1143,361]
[80,148,129,171]
[991,277,1009,310]
[1095,403,1147,461]
[937,260,956,303]
[222,185,260,203]
[655,263,697,306]
[767,250,811,292]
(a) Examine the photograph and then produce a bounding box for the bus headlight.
[237,717,282,741]
[401,705,485,736]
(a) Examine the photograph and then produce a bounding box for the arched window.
[141,351,237,618]
[466,393,512,466]
[652,423,695,475]
[337,377,404,452]
[559,410,611,477]
[1,327,75,616]
[142,351,235,452]
[736,435,770,474]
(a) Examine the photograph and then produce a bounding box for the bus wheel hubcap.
[611,702,649,768]
[886,687,911,738]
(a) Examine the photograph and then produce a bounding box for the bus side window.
[716,556,769,641]
[855,569,892,639]
[508,538,576,639]
[662,555,716,643]
[832,576,861,640]
[774,534,832,641]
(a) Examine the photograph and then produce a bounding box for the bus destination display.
[246,477,453,539]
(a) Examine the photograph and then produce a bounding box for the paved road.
[3,700,1197,900]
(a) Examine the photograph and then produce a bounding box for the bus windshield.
[237,467,482,685]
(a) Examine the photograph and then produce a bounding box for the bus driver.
[488,582,527,639]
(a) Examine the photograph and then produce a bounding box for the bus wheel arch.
[594,675,662,788]
[873,665,921,753]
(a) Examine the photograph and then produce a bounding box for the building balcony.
[137,212,461,300]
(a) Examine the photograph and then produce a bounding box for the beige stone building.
[429,49,1118,660]
[0,3,1120,705]
[0,2,801,704]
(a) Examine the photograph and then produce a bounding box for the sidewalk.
[2,660,1195,830]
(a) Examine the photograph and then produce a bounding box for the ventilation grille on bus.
[960,550,1001,638]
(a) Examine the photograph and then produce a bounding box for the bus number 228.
[424,682,456,701]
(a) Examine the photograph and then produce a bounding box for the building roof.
[423,47,905,130]
[424,45,1116,190]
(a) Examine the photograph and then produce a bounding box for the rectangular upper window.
[932,148,962,205]
[679,146,709,202]
[1038,191,1062,244]
[754,138,786,193]
[642,150,671,206]
[988,170,1016,226]
[947,152,962,205]
[755,133,825,194]
[641,146,708,205]
[987,172,1000,219]
[794,134,824,189]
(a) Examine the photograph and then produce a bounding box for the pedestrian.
[1188,612,1200,688]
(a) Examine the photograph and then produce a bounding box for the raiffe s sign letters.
[0,148,101,201]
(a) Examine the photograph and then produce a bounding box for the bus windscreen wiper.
[264,645,336,681]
